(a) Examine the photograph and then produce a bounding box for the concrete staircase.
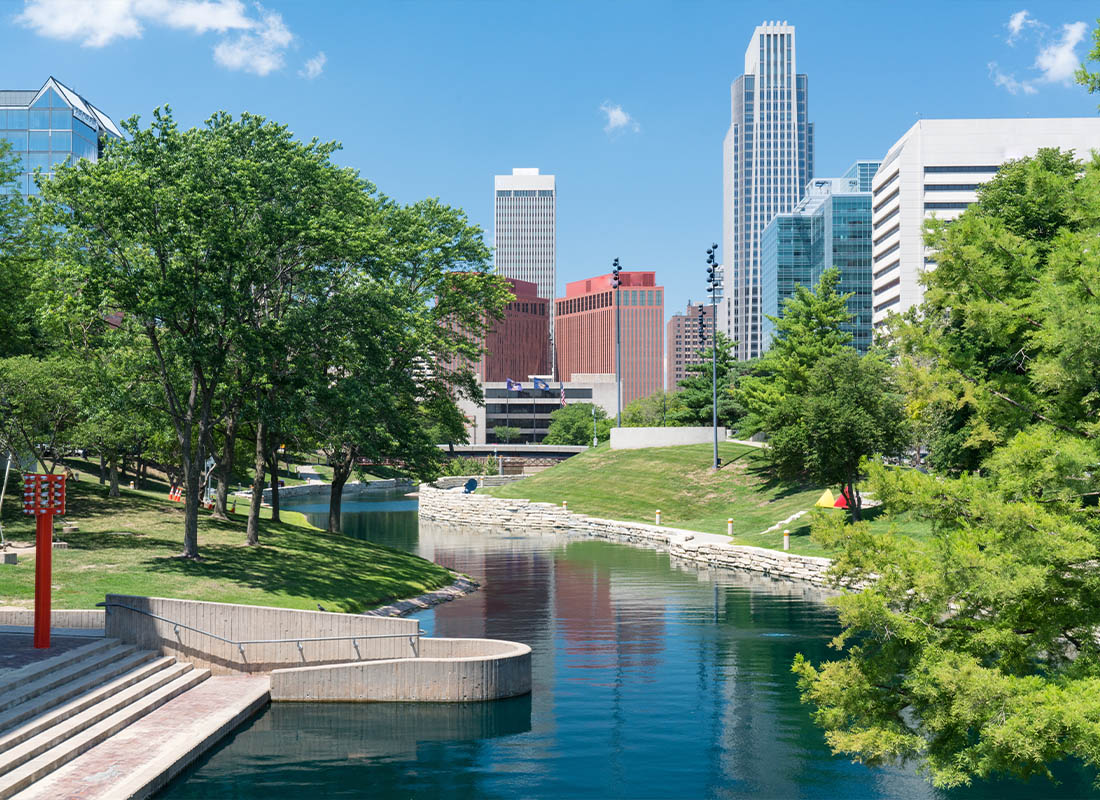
[0,638,209,799]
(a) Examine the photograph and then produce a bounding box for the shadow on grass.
[746,461,817,502]
[145,521,450,611]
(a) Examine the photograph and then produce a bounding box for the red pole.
[33,512,52,649]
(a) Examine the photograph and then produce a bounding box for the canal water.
[160,493,1097,799]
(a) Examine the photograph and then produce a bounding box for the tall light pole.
[592,403,598,448]
[611,257,623,428]
[706,244,720,470]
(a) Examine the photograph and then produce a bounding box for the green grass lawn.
[0,476,452,613]
[484,442,929,557]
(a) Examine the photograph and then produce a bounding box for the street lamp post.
[706,244,720,470]
[592,403,598,448]
[611,257,623,428]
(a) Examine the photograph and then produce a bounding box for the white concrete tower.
[722,22,814,359]
[494,168,557,367]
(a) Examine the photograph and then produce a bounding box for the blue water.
[159,492,1098,799]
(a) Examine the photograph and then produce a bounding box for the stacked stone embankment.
[418,485,836,587]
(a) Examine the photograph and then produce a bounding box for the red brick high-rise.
[666,302,715,390]
[555,271,664,407]
[478,278,550,382]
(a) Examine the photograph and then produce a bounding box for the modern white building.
[722,21,814,359]
[494,168,556,366]
[871,118,1100,327]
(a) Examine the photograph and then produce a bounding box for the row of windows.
[873,242,900,263]
[873,205,900,230]
[924,184,981,191]
[873,189,899,214]
[872,170,900,197]
[924,165,999,173]
[925,202,972,210]
[496,190,555,198]
[0,108,72,131]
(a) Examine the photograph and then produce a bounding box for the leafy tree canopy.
[670,332,749,429]
[543,403,610,446]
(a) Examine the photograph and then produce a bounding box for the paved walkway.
[0,632,103,673]
[16,675,270,800]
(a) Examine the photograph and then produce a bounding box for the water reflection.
[161,493,1100,799]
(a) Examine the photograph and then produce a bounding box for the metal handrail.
[96,601,422,658]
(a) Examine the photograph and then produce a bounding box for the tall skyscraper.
[871,118,1100,327]
[555,272,664,407]
[494,168,556,368]
[722,22,814,359]
[0,76,121,196]
[760,162,879,355]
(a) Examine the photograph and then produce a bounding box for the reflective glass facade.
[722,23,814,360]
[760,162,878,354]
[0,78,120,195]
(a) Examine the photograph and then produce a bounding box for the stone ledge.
[417,487,839,588]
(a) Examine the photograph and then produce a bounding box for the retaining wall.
[0,608,104,629]
[270,637,532,702]
[610,426,728,450]
[429,475,527,490]
[261,477,414,502]
[418,487,836,587]
[103,595,419,675]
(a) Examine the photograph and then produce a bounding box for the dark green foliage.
[543,403,610,446]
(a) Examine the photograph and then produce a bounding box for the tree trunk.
[136,456,144,490]
[847,480,862,522]
[267,452,281,524]
[109,455,119,498]
[213,406,241,521]
[246,418,267,546]
[99,453,105,485]
[328,449,353,533]
[181,450,202,558]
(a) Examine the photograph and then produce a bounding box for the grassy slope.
[485,442,928,557]
[0,477,451,613]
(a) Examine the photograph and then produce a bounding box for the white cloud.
[213,6,292,76]
[988,62,1038,95]
[599,101,640,136]
[991,12,1087,95]
[1035,21,1088,84]
[17,0,297,76]
[299,51,326,79]
[1006,10,1040,45]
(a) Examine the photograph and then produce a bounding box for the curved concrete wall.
[610,426,727,450]
[104,595,419,675]
[269,637,532,702]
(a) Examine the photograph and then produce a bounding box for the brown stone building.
[666,302,715,390]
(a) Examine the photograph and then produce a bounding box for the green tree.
[622,388,684,427]
[39,108,367,557]
[883,149,1100,471]
[670,332,747,429]
[767,351,909,519]
[543,403,610,446]
[794,458,1100,788]
[0,140,43,358]
[0,356,85,473]
[1075,19,1100,104]
[492,425,522,444]
[739,267,853,438]
[796,149,1100,786]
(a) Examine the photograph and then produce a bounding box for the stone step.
[0,642,138,714]
[0,662,197,778]
[0,639,116,699]
[0,654,174,749]
[0,666,209,799]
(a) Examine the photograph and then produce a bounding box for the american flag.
[560,382,566,407]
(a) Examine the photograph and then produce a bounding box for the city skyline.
[4,1,1100,328]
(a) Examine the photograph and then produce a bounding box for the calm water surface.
[160,492,1097,799]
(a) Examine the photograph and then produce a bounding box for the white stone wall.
[418,487,838,587]
[610,426,727,450]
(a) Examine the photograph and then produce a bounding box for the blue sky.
[5,0,1099,319]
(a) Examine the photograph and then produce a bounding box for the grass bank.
[0,475,452,613]
[484,442,928,557]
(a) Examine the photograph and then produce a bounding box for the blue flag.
[533,377,550,391]
[506,378,522,392]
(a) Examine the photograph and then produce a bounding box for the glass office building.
[0,77,121,195]
[760,161,879,354]
[722,22,815,360]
